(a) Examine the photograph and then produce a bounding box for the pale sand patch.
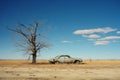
[0,60,120,80]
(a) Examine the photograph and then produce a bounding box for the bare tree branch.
[7,21,49,64]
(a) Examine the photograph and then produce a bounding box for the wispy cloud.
[61,40,72,43]
[73,27,120,46]
[94,36,120,45]
[94,41,110,45]
[73,27,116,35]
[99,36,120,41]
[83,34,101,39]
[117,31,120,34]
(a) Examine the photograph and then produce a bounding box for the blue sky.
[0,0,120,59]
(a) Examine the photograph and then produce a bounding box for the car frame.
[49,55,83,64]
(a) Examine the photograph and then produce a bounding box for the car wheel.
[75,60,80,64]
[55,61,59,64]
[49,62,55,64]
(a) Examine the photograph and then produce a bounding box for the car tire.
[55,61,59,64]
[75,60,80,64]
[49,61,55,64]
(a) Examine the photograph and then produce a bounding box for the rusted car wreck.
[49,55,83,64]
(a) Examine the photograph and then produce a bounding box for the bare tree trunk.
[32,53,36,64]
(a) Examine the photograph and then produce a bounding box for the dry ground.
[0,60,120,80]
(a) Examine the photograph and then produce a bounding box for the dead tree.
[7,21,48,64]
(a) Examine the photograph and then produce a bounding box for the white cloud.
[117,31,120,34]
[94,41,110,45]
[94,36,120,46]
[61,40,72,43]
[87,39,95,41]
[99,36,120,41]
[88,34,100,39]
[82,34,101,39]
[73,27,116,35]
[89,34,101,38]
[73,27,120,46]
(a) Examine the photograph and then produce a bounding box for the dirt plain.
[0,60,120,80]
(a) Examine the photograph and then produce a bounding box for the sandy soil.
[0,60,120,80]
